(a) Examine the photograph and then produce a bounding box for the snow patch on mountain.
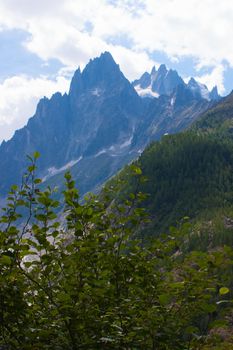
[187,78,212,101]
[43,157,83,181]
[94,149,107,157]
[120,134,133,148]
[198,83,211,101]
[171,97,175,106]
[92,88,102,96]
[134,84,159,98]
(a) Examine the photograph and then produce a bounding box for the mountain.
[133,64,185,98]
[187,77,221,101]
[0,52,214,197]
[193,90,233,132]
[0,52,142,194]
[107,91,233,234]
[133,66,220,101]
[129,81,215,153]
[1,53,233,350]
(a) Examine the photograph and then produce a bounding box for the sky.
[0,0,233,142]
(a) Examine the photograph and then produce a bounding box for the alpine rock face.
[0,52,217,196]
[133,66,220,101]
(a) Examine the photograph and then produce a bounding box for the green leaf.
[34,178,42,184]
[158,294,171,305]
[33,151,40,159]
[0,254,12,265]
[28,165,36,172]
[219,287,230,295]
[185,326,199,335]
[11,184,18,191]
[87,207,93,216]
[131,165,142,175]
[202,304,216,313]
[209,320,228,329]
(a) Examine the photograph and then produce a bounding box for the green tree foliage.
[193,92,233,134]
[108,131,233,235]
[0,154,233,349]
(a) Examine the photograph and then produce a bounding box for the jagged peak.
[69,51,125,96]
[171,82,194,106]
[212,85,217,90]
[68,51,140,101]
[72,67,82,78]
[167,68,183,80]
[99,51,115,61]
[210,85,218,94]
[151,66,156,75]
[158,64,167,74]
[132,71,151,90]
[84,51,118,72]
[139,71,151,80]
[209,85,220,100]
[188,77,208,90]
[188,77,198,86]
[51,92,62,100]
[69,67,82,95]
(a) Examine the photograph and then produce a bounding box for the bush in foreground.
[0,154,232,349]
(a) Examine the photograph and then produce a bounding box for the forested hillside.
[1,66,233,350]
[107,92,233,237]
[0,154,233,349]
[112,132,233,233]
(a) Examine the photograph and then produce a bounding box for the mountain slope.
[107,92,233,233]
[133,64,185,98]
[132,84,212,148]
[0,52,213,197]
[193,91,233,133]
[133,66,220,101]
[0,52,143,194]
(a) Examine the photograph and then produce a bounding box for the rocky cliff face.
[133,65,220,101]
[0,52,214,196]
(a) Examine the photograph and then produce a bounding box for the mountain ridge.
[0,52,216,196]
[133,64,220,101]
[106,90,233,233]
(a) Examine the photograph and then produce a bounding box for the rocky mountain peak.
[157,64,168,75]
[210,86,220,100]
[133,64,185,98]
[0,52,217,197]
[69,52,126,98]
[133,65,221,102]
[69,67,82,95]
[188,77,198,86]
[81,51,124,88]
[188,78,220,101]
[151,65,184,96]
[151,66,156,76]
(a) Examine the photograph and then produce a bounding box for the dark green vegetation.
[112,131,233,235]
[107,92,233,239]
[194,92,233,133]
[1,92,233,349]
[0,154,233,349]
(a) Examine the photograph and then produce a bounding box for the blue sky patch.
[0,29,64,81]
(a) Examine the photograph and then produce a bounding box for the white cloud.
[0,75,69,142]
[0,0,232,141]
[0,0,232,77]
[194,65,226,95]
[0,1,167,76]
[108,45,157,80]
[0,0,233,65]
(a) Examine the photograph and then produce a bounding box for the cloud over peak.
[0,0,231,142]
[0,0,232,78]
